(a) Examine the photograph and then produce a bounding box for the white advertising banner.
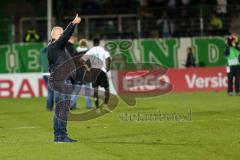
[0,73,47,98]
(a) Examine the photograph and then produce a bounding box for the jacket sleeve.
[224,46,230,57]
[54,23,76,48]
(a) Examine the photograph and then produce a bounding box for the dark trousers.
[49,79,72,139]
[53,92,71,138]
[43,75,54,109]
[227,65,240,93]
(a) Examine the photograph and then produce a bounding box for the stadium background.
[1,1,240,160]
[0,0,238,97]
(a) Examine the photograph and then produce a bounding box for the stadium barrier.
[0,37,226,73]
[0,66,227,98]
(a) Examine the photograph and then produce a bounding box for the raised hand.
[72,13,81,24]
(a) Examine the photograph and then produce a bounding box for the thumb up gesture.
[72,13,81,24]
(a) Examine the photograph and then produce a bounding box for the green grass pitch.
[0,92,240,160]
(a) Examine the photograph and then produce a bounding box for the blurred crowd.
[1,0,240,43]
[54,0,236,13]
[51,0,240,39]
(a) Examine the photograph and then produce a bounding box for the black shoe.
[54,137,60,142]
[55,136,78,143]
[65,137,78,142]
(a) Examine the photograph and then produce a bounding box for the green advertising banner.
[0,43,45,73]
[106,37,226,68]
[0,37,227,73]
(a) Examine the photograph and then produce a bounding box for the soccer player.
[81,38,112,113]
[47,14,81,142]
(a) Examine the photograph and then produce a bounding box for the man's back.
[82,46,110,72]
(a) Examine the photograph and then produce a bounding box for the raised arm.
[55,14,81,47]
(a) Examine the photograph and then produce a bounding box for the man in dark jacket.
[185,47,196,68]
[47,14,81,143]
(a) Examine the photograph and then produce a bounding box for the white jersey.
[82,46,110,72]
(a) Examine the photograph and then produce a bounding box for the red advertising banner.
[167,66,227,92]
[0,67,228,98]
[117,66,227,93]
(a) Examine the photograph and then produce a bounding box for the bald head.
[51,26,63,40]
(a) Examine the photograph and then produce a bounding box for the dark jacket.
[65,42,79,83]
[65,42,77,57]
[47,23,76,73]
[72,47,90,84]
[185,52,196,67]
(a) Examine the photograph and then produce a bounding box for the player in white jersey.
[81,38,112,113]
